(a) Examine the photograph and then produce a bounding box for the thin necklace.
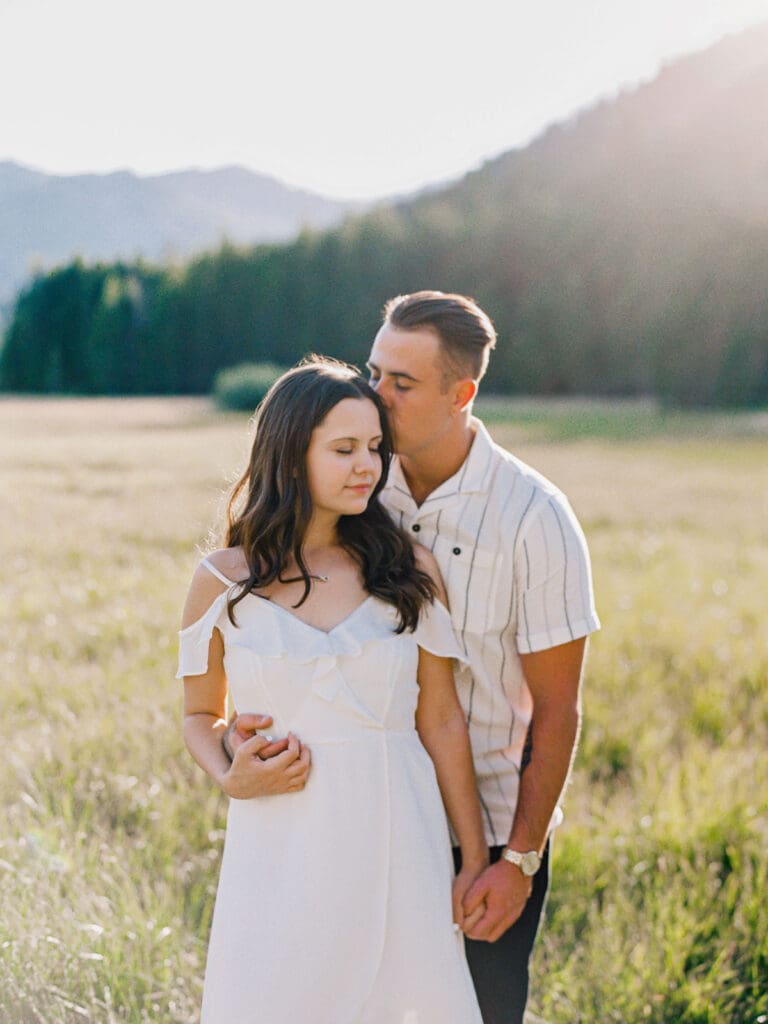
[279,571,330,583]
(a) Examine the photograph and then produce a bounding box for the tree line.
[2,197,767,406]
[6,22,768,408]
[3,67,768,409]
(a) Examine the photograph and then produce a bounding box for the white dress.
[177,559,483,1024]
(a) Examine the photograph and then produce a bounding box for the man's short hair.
[382,290,497,385]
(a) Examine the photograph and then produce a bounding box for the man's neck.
[398,420,477,506]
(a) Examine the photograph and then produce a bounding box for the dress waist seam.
[296,728,419,746]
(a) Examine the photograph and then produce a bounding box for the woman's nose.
[354,450,378,475]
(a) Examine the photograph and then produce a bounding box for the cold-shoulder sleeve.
[176,590,229,679]
[413,598,468,666]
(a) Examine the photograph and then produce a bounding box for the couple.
[177,291,600,1024]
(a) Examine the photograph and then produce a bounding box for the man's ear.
[453,378,477,413]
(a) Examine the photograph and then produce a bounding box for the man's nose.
[371,378,391,406]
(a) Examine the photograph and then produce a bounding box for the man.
[223,291,600,1024]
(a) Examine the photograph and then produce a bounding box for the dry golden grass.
[1,396,766,1023]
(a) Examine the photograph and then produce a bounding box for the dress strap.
[200,557,237,586]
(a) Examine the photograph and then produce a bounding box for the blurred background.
[2,0,768,407]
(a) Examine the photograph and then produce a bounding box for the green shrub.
[213,362,286,411]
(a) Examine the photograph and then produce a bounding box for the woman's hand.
[222,732,311,799]
[452,857,489,934]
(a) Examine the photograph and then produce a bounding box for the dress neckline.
[250,592,377,637]
[198,558,379,637]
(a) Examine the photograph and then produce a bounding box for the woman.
[177,356,487,1023]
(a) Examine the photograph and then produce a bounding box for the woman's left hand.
[452,862,487,933]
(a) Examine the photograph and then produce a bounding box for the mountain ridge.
[0,161,363,307]
[3,21,768,405]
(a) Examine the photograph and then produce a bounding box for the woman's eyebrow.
[327,433,383,444]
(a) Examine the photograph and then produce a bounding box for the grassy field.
[1,396,766,1024]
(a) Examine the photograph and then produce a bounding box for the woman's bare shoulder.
[203,546,249,582]
[412,543,448,603]
[180,548,247,629]
[413,542,439,576]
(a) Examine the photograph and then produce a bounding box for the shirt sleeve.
[514,493,600,654]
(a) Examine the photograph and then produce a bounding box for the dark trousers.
[453,839,551,1024]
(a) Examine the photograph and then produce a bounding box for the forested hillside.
[0,162,357,306]
[3,23,768,405]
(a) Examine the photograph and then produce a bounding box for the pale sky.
[2,0,768,199]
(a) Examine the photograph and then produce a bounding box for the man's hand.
[222,731,311,799]
[462,860,533,942]
[223,712,289,761]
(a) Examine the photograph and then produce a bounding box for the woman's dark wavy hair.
[225,355,435,632]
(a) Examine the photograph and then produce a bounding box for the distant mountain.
[4,22,768,405]
[436,17,768,228]
[383,19,768,402]
[0,162,361,307]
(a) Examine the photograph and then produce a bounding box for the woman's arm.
[412,547,488,927]
[180,567,310,798]
[415,645,488,873]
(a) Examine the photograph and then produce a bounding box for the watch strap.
[502,847,541,876]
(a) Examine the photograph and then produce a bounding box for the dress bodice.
[177,570,465,741]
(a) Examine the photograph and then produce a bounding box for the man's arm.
[463,636,586,942]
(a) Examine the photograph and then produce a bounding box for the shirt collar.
[383,417,496,512]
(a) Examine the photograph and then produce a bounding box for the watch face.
[521,852,540,875]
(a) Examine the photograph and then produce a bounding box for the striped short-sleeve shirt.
[381,418,600,846]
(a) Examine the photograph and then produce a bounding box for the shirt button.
[412,524,421,532]
[452,546,461,555]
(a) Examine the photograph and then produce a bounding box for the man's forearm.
[221,715,236,761]
[506,703,580,853]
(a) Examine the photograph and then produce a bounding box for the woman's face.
[305,397,383,519]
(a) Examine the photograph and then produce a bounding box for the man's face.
[367,324,457,458]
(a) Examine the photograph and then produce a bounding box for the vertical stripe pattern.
[381,419,600,846]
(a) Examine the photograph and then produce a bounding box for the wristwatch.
[502,848,541,876]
